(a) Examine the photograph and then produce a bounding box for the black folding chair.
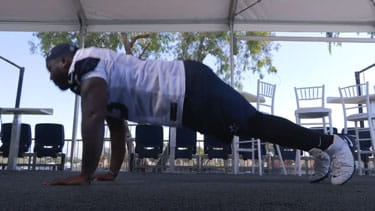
[0,123,31,157]
[135,125,163,159]
[174,127,197,160]
[33,123,65,170]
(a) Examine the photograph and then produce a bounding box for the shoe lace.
[342,135,354,148]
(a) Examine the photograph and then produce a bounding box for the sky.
[0,32,375,140]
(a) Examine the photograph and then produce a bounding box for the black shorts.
[182,60,257,143]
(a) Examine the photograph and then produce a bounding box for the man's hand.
[43,175,90,186]
[92,172,116,181]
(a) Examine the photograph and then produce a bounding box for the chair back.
[34,123,65,158]
[257,79,276,114]
[238,139,266,160]
[174,127,197,159]
[310,127,338,135]
[339,82,371,132]
[0,123,31,157]
[345,128,372,163]
[135,125,163,159]
[344,128,372,150]
[277,146,297,161]
[294,85,326,109]
[203,135,232,160]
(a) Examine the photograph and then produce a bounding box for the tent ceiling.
[0,0,374,32]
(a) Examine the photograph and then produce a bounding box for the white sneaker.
[325,135,355,185]
[308,148,330,183]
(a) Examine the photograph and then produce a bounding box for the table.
[0,108,53,115]
[327,94,375,150]
[327,94,375,113]
[327,94,375,104]
[240,91,266,103]
[0,107,53,170]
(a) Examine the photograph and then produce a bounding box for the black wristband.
[108,170,118,178]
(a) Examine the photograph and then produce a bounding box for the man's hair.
[46,43,78,63]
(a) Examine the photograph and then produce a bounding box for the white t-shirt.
[68,47,186,126]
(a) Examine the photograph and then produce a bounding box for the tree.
[30,31,278,89]
[29,32,168,59]
[170,31,278,88]
[326,32,375,54]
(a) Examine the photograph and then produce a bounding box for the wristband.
[108,170,118,178]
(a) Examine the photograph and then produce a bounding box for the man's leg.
[182,60,354,185]
[246,112,332,182]
[246,111,355,185]
[246,111,332,151]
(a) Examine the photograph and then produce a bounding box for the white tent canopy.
[1,0,375,33]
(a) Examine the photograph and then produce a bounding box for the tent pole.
[228,0,240,174]
[69,25,86,171]
[69,0,87,171]
[228,0,237,87]
[237,35,375,43]
[230,23,239,174]
[230,24,235,86]
[70,87,81,170]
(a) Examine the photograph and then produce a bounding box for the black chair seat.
[0,123,32,157]
[135,125,163,159]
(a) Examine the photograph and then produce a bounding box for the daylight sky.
[1,32,375,139]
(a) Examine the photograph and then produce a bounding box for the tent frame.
[1,0,374,171]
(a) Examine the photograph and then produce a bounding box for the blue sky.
[241,33,375,134]
[0,32,76,138]
[0,32,375,138]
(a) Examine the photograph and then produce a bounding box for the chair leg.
[328,112,334,135]
[232,136,239,175]
[369,118,375,162]
[322,117,327,134]
[368,118,375,175]
[295,114,302,176]
[354,121,363,176]
[295,150,302,176]
[275,144,287,175]
[32,154,36,170]
[251,139,255,174]
[224,159,228,173]
[257,139,262,176]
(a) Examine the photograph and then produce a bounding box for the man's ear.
[61,56,72,69]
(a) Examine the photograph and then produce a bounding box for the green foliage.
[30,32,166,59]
[326,32,375,54]
[31,31,278,88]
[326,32,342,54]
[30,32,79,56]
[169,31,278,86]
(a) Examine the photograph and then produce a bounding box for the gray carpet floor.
[0,171,374,210]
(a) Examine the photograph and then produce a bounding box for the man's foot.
[308,148,330,183]
[325,135,355,185]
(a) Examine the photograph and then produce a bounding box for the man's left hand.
[43,175,90,186]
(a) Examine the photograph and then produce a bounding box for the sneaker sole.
[332,135,356,185]
[332,160,355,185]
[309,172,329,183]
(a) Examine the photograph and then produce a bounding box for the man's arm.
[80,77,108,180]
[44,77,108,185]
[92,117,126,181]
[107,118,126,175]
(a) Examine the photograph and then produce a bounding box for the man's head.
[46,43,78,90]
